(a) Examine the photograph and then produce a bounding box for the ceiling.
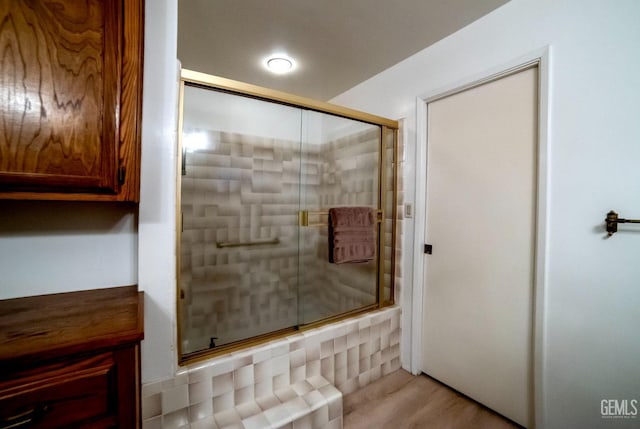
[178,0,509,101]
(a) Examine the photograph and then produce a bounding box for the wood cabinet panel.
[0,0,143,201]
[0,286,144,428]
[0,353,117,428]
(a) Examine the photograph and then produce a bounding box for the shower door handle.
[298,210,327,227]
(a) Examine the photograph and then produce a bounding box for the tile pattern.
[394,126,405,305]
[180,131,301,352]
[383,128,396,304]
[300,128,381,323]
[143,306,401,429]
[180,127,393,352]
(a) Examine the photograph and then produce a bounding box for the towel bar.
[299,209,383,227]
[605,210,640,236]
[216,238,280,248]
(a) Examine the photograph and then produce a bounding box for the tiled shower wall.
[299,127,380,321]
[142,306,401,429]
[180,131,301,352]
[180,127,387,352]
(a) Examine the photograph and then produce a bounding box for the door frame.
[409,47,551,428]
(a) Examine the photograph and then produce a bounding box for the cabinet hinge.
[424,244,433,255]
[118,166,126,185]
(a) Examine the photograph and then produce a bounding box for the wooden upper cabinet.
[0,0,143,201]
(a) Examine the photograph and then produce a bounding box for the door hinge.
[424,244,433,255]
[118,165,126,185]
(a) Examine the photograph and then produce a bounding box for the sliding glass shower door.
[298,111,381,325]
[177,75,392,360]
[180,87,303,354]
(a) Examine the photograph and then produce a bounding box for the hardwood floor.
[343,370,523,429]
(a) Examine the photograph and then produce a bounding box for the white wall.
[138,0,179,383]
[0,201,137,299]
[333,0,640,428]
[183,84,375,147]
[183,85,304,143]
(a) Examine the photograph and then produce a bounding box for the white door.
[421,66,538,427]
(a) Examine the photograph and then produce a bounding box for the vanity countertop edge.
[0,285,144,371]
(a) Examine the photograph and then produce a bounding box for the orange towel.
[328,207,376,264]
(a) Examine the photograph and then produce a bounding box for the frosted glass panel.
[178,82,393,359]
[180,86,302,354]
[298,111,380,324]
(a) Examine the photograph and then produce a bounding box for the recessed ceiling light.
[264,54,295,74]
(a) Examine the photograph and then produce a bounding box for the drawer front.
[0,352,117,429]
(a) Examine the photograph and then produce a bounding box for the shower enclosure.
[177,70,397,362]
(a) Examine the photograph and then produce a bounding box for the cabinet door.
[0,352,118,428]
[0,0,142,201]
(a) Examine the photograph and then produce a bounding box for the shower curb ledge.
[206,375,342,429]
[141,306,401,428]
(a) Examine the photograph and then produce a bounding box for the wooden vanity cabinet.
[0,286,144,428]
[0,0,144,202]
